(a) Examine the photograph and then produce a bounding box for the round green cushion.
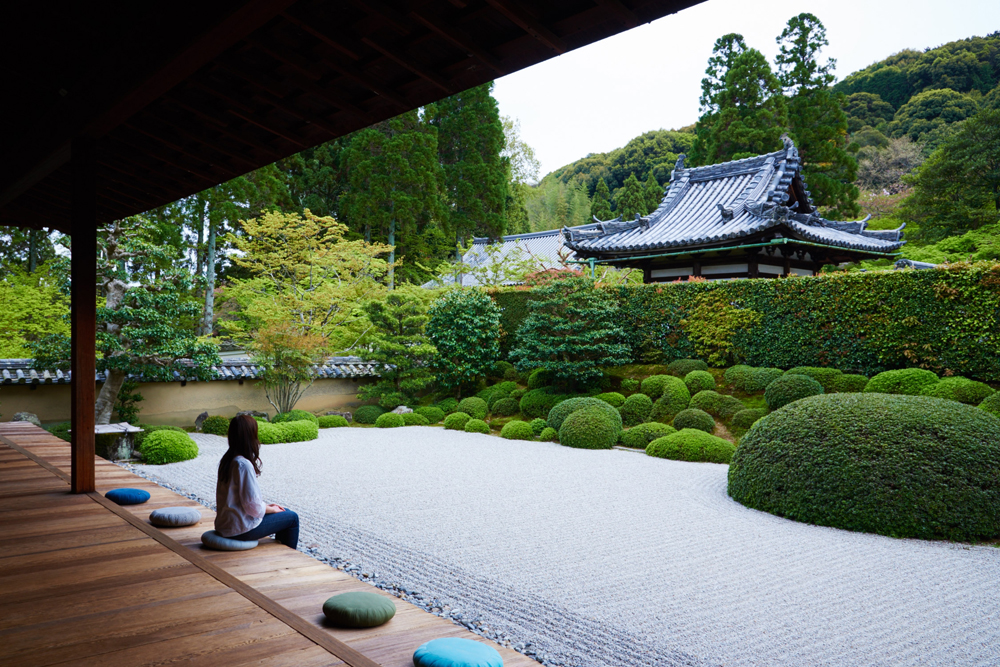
[413,638,503,667]
[322,592,396,628]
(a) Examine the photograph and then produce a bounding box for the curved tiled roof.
[0,357,380,385]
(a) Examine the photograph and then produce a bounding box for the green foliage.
[785,366,843,392]
[765,373,824,409]
[864,368,940,395]
[318,415,350,428]
[646,429,735,464]
[666,359,709,377]
[0,262,69,358]
[843,93,896,133]
[353,405,386,425]
[414,406,445,423]
[614,173,648,220]
[427,289,501,393]
[729,393,1000,541]
[274,410,319,425]
[443,412,472,431]
[134,424,185,450]
[621,422,676,449]
[593,392,625,408]
[618,393,653,427]
[141,430,199,465]
[509,388,526,401]
[672,408,715,433]
[113,378,144,425]
[547,397,623,433]
[518,388,562,419]
[45,422,72,442]
[681,291,762,366]
[727,366,783,393]
[731,408,768,429]
[539,427,558,442]
[258,420,319,444]
[464,418,491,434]
[620,378,640,393]
[591,178,613,221]
[558,407,619,450]
[645,377,691,423]
[527,368,554,389]
[902,223,1000,265]
[510,276,629,388]
[921,376,995,405]
[887,88,979,147]
[689,390,745,422]
[490,361,516,381]
[833,373,870,393]
[402,412,430,426]
[491,397,520,417]
[640,374,677,399]
[375,413,405,428]
[456,397,488,420]
[201,416,230,436]
[529,418,548,435]
[500,421,535,440]
[435,398,459,414]
[980,392,1000,418]
[684,370,716,395]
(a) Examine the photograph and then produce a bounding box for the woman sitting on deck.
[215,414,299,549]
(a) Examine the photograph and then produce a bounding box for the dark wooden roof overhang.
[0,0,704,233]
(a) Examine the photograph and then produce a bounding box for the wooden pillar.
[747,250,759,279]
[691,260,702,278]
[71,138,97,493]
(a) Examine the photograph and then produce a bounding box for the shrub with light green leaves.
[620,378,640,393]
[509,388,526,401]
[647,378,692,423]
[640,374,676,399]
[200,415,230,435]
[621,422,676,449]
[864,368,940,396]
[375,413,405,428]
[354,405,386,424]
[464,418,491,434]
[684,370,715,395]
[786,367,843,392]
[500,421,535,440]
[435,398,459,415]
[141,430,199,465]
[402,412,429,426]
[273,409,319,425]
[921,376,995,405]
[134,424,185,449]
[415,406,445,423]
[980,392,1000,419]
[618,393,653,427]
[539,427,558,442]
[765,374,824,410]
[529,418,548,435]
[558,407,619,449]
[667,359,709,377]
[547,397,623,433]
[673,408,715,433]
[646,429,735,463]
[595,392,626,408]
[457,397,488,420]
[833,373,869,393]
[491,397,520,416]
[318,415,349,428]
[444,412,472,431]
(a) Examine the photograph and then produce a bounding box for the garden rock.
[13,412,41,426]
[194,411,209,429]
[237,410,269,421]
[391,406,413,414]
[325,410,353,423]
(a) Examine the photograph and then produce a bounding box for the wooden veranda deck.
[0,422,535,667]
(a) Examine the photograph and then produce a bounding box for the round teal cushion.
[149,506,202,527]
[200,530,258,551]
[413,638,503,667]
[322,592,396,628]
[105,488,150,505]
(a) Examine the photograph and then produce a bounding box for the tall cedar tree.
[690,34,748,166]
[279,139,349,218]
[591,178,613,220]
[426,289,501,397]
[502,115,539,234]
[428,83,509,251]
[644,172,663,214]
[615,173,647,220]
[775,13,859,217]
[341,112,447,288]
[357,287,437,408]
[509,275,630,389]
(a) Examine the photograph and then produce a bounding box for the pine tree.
[615,173,647,219]
[776,13,859,217]
[590,178,613,220]
[644,172,662,214]
[690,34,748,166]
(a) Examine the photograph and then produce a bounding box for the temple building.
[561,137,905,282]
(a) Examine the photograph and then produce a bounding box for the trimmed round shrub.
[456,397,488,420]
[519,388,564,420]
[618,393,653,427]
[493,380,518,395]
[716,396,747,423]
[281,420,319,442]
[500,421,535,440]
[690,390,723,414]
[141,430,199,465]
[684,370,716,395]
[402,412,430,426]
[484,391,505,409]
[509,388,526,401]
[620,378,640,393]
[863,368,939,396]
[200,415,230,435]
[318,415,349,428]
[724,364,751,387]
[435,398,459,414]
[833,373,869,393]
[647,379,692,424]
[134,424,185,449]
[273,409,319,425]
[527,368,554,389]
[444,412,471,431]
[594,392,626,408]
[539,427,558,442]
[414,406,445,423]
[646,429,735,464]
[731,408,767,430]
[785,366,843,392]
[547,397,623,433]
[980,392,1000,419]
[257,422,282,444]
[491,360,515,380]
[726,366,783,393]
[464,418,491,434]
[729,394,1000,541]
[640,374,674,399]
[764,374,824,410]
[921,376,995,405]
[374,413,405,428]
[672,408,715,433]
[354,405,386,424]
[621,422,676,449]
[558,407,619,449]
[491,397,520,417]
[529,418,548,435]
[667,359,709,377]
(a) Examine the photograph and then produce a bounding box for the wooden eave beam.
[485,0,567,53]
[361,37,457,94]
[409,10,507,76]
[593,0,640,29]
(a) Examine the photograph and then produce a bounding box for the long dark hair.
[218,414,262,483]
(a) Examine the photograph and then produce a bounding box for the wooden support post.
[71,138,97,493]
[747,250,759,279]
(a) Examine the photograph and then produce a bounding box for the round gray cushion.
[149,506,202,527]
[201,530,258,551]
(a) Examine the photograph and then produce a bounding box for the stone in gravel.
[194,411,209,429]
[390,405,412,414]
[325,410,353,422]
[13,412,41,426]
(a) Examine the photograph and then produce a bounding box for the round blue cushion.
[105,488,150,505]
[413,638,503,667]
[201,530,258,551]
[149,506,202,527]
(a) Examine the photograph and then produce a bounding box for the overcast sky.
[493,0,1000,178]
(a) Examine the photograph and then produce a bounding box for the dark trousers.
[234,510,299,550]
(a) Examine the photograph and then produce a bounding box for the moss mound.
[684,370,716,395]
[354,405,386,424]
[833,373,869,393]
[666,359,709,377]
[646,429,735,464]
[863,368,940,396]
[539,427,558,442]
[457,397,488,420]
[402,413,429,426]
[529,418,548,435]
[500,421,535,440]
[980,392,1000,419]
[318,415,349,428]
[921,376,995,405]
[785,366,843,392]
[618,393,653,427]
[558,407,619,449]
[374,413,405,428]
[200,415,230,435]
[621,422,676,449]
[594,392,626,408]
[731,408,768,429]
[273,409,319,425]
[729,393,1000,541]
[464,418,491,434]
[414,406,445,423]
[547,397,623,433]
[444,412,471,431]
[672,408,715,433]
[141,430,199,464]
[764,373,824,410]
[491,397,520,416]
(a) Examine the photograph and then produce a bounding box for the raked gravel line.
[127,428,1000,667]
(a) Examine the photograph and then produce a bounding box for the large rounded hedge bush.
[558,407,619,449]
[729,394,1000,541]
[273,409,319,425]
[666,359,709,377]
[201,415,230,435]
[618,393,653,427]
[318,415,349,428]
[691,391,746,423]
[134,424,185,450]
[833,373,869,393]
[764,373,824,410]
[621,422,675,449]
[375,413,405,428]
[500,421,535,440]
[518,388,564,420]
[863,368,939,396]
[672,408,715,433]
[594,392,626,408]
[402,412,429,426]
[141,430,199,465]
[640,374,678,399]
[731,408,767,430]
[645,377,690,422]
[646,429,735,464]
[921,376,995,405]
[464,418,491,434]
[527,368,554,389]
[491,397,520,417]
[258,420,318,444]
[443,412,471,430]
[354,405,386,424]
[684,370,715,395]
[785,366,843,392]
[414,406,445,423]
[547,397,623,433]
[457,397,488,420]
[725,366,784,393]
[529,418,548,435]
[981,392,1000,419]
